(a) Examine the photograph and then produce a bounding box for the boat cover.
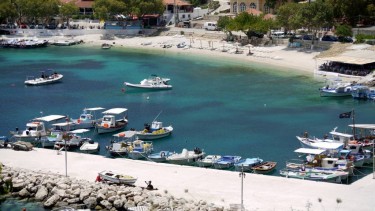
[34,115,66,122]
[294,148,326,155]
[103,108,127,114]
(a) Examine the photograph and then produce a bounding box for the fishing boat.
[135,112,173,140]
[95,108,128,134]
[42,129,64,148]
[72,107,105,129]
[126,139,153,160]
[279,169,349,183]
[213,155,242,169]
[124,75,172,90]
[24,69,63,86]
[11,114,66,143]
[251,161,277,174]
[234,157,263,172]
[166,148,205,165]
[196,155,222,167]
[79,140,100,154]
[106,131,137,157]
[148,151,175,162]
[98,170,137,185]
[54,129,90,150]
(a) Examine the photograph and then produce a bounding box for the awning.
[310,142,344,150]
[348,124,375,130]
[103,108,127,115]
[71,129,90,134]
[34,115,66,122]
[294,148,326,155]
[84,107,105,111]
[319,50,375,65]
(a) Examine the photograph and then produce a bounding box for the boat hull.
[125,82,172,90]
[96,121,127,134]
[136,131,172,140]
[24,74,63,86]
[99,171,137,185]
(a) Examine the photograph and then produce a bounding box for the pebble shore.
[0,165,224,210]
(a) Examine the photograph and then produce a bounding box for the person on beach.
[145,180,154,190]
[95,174,102,182]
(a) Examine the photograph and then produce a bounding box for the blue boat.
[148,151,175,162]
[234,158,263,172]
[213,155,241,169]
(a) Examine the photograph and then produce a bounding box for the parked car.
[46,24,57,29]
[321,35,339,42]
[338,36,353,43]
[302,34,318,41]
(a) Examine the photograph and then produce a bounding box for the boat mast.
[352,109,356,140]
[152,110,163,122]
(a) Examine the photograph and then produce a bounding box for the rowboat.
[251,161,277,174]
[98,170,137,185]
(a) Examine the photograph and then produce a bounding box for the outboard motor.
[144,123,151,131]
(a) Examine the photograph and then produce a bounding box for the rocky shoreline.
[0,165,224,210]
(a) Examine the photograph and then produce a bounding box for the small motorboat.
[54,129,90,150]
[98,170,137,185]
[124,75,172,90]
[148,151,175,162]
[319,79,354,97]
[95,108,128,134]
[234,157,263,172]
[213,155,241,169]
[24,69,63,86]
[196,155,222,167]
[72,107,105,129]
[166,147,205,165]
[79,140,100,154]
[251,161,277,174]
[106,131,137,157]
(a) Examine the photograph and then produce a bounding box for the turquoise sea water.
[0,45,374,209]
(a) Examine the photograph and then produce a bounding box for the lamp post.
[62,116,70,177]
[239,165,245,211]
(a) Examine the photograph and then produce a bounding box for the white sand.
[1,148,374,211]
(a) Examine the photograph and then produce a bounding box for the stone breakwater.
[0,166,224,210]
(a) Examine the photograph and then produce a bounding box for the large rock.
[84,196,97,209]
[35,186,49,201]
[152,196,169,208]
[134,195,144,205]
[67,197,80,204]
[100,200,112,210]
[113,199,124,209]
[79,188,92,201]
[18,188,31,198]
[44,194,60,207]
[12,182,26,192]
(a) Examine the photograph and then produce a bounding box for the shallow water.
[0,45,373,178]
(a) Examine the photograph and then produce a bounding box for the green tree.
[59,1,79,27]
[0,0,17,23]
[93,0,127,21]
[276,3,303,32]
[127,0,164,19]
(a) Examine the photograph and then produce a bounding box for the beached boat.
[11,114,66,143]
[279,169,349,183]
[234,157,263,172]
[98,170,137,185]
[213,155,241,169]
[42,129,64,148]
[319,79,354,97]
[124,75,172,90]
[166,148,205,165]
[102,43,112,49]
[24,69,63,86]
[95,108,128,134]
[148,151,175,162]
[251,161,277,174]
[127,139,153,160]
[54,129,90,150]
[106,131,137,156]
[196,155,222,167]
[72,107,105,129]
[79,140,100,154]
[136,121,173,140]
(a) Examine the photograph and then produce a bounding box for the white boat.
[213,155,242,169]
[148,151,175,162]
[319,79,354,97]
[136,121,173,140]
[98,170,137,185]
[102,43,112,49]
[95,108,128,134]
[296,136,345,152]
[166,148,205,165]
[79,140,100,154]
[127,139,153,160]
[11,114,66,143]
[106,131,137,156]
[196,155,222,167]
[24,69,63,86]
[124,75,172,90]
[54,129,90,150]
[234,157,263,172]
[280,169,349,183]
[42,129,63,148]
[72,107,105,129]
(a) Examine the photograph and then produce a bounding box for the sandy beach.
[1,148,375,211]
[2,31,375,210]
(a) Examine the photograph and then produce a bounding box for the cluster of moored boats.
[0,38,83,48]
[319,78,375,100]
[282,122,375,183]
